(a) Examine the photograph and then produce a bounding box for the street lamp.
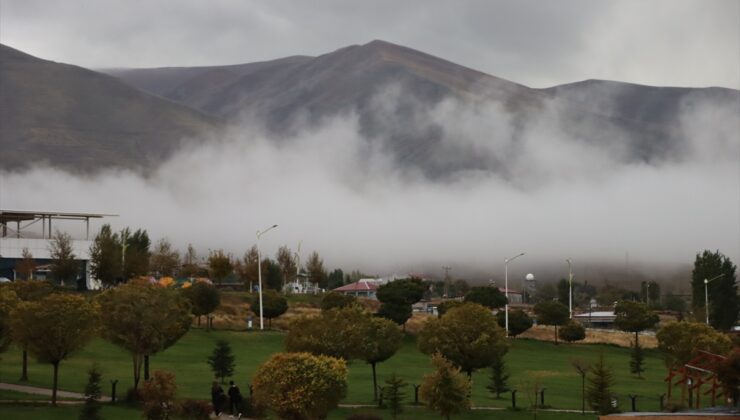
[704,274,724,326]
[566,258,573,319]
[504,252,525,337]
[256,224,278,330]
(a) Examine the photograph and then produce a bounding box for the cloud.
[1,89,737,283]
[0,0,737,88]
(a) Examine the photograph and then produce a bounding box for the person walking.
[211,381,226,416]
[228,380,243,416]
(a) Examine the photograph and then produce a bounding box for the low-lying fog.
[1,91,738,286]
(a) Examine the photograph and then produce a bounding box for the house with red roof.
[331,278,384,299]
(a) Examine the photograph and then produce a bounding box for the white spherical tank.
[525,273,535,281]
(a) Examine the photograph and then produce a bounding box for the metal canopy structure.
[0,209,118,240]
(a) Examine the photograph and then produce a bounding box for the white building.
[0,210,116,289]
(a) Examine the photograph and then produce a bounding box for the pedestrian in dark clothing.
[228,380,243,415]
[211,381,226,416]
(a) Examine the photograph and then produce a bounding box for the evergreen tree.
[486,355,509,399]
[587,353,617,415]
[382,373,407,419]
[630,341,645,378]
[420,354,471,420]
[79,365,102,420]
[306,251,328,289]
[691,250,738,330]
[207,340,235,384]
[122,228,150,279]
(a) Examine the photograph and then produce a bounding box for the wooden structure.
[665,350,727,409]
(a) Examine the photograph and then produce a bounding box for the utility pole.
[441,266,451,298]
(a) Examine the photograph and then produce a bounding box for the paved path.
[0,382,111,402]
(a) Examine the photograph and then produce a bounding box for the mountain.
[0,44,220,173]
[3,41,737,176]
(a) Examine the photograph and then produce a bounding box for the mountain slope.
[0,44,221,173]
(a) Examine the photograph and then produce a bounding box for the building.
[573,310,617,329]
[499,288,523,304]
[331,278,384,299]
[0,210,116,289]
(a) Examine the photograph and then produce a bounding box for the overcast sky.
[1,0,738,89]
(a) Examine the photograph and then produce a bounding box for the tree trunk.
[133,354,142,390]
[144,355,150,380]
[581,374,585,415]
[197,315,201,327]
[555,326,559,345]
[634,331,639,348]
[20,349,28,381]
[372,362,378,401]
[51,361,59,406]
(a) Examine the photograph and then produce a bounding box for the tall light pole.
[256,224,278,330]
[441,266,451,298]
[704,274,724,325]
[294,240,302,292]
[504,252,525,337]
[566,258,573,319]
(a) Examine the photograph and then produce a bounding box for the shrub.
[177,399,211,420]
[141,370,177,420]
[560,320,586,343]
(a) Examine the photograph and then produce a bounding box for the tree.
[98,281,191,389]
[715,348,740,406]
[238,246,259,290]
[49,230,78,286]
[285,306,369,360]
[276,245,297,290]
[691,250,738,330]
[141,370,177,420]
[5,280,53,381]
[262,258,283,290]
[377,302,413,327]
[321,292,357,311]
[207,340,235,384]
[251,290,288,328]
[208,249,233,283]
[557,278,569,305]
[80,364,103,420]
[122,228,151,279]
[656,321,732,369]
[180,244,200,279]
[664,293,688,320]
[586,353,617,415]
[418,303,507,377]
[486,354,509,399]
[89,224,122,287]
[377,278,425,328]
[182,281,220,328]
[640,281,661,307]
[9,293,99,405]
[420,353,471,420]
[534,283,557,303]
[306,251,327,289]
[437,300,463,317]
[560,320,586,343]
[251,352,347,420]
[360,316,403,401]
[0,287,18,354]
[495,309,533,337]
[327,269,345,290]
[464,287,507,309]
[382,373,407,419]
[630,341,645,378]
[571,358,590,415]
[451,279,470,297]
[150,238,180,278]
[15,247,36,280]
[533,301,569,344]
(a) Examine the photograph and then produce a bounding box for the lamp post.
[566,258,573,319]
[504,252,525,337]
[256,224,278,330]
[704,274,724,325]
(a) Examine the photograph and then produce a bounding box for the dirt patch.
[518,325,658,348]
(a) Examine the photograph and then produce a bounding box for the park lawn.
[327,407,599,420]
[0,329,667,412]
[0,389,81,401]
[0,403,138,419]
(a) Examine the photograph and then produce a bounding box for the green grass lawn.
[0,329,668,413]
[0,403,138,420]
